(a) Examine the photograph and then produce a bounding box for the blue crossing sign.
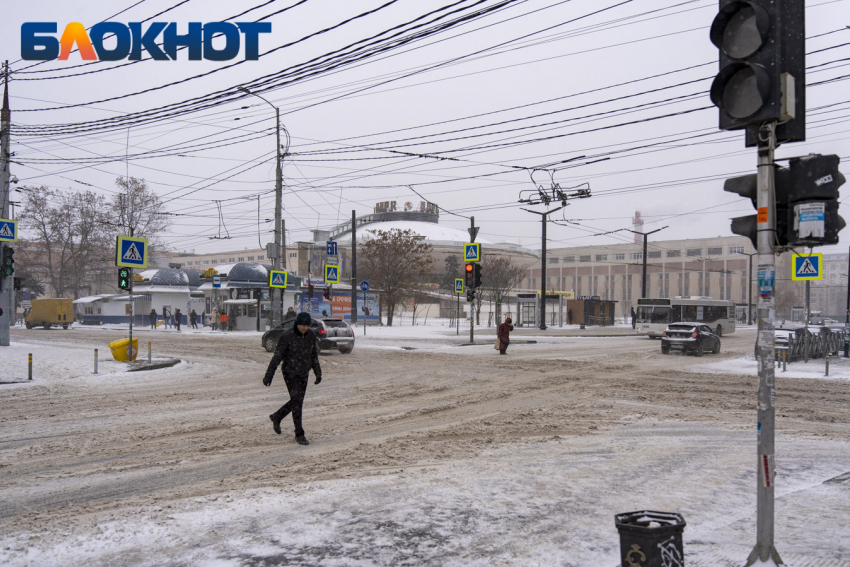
[792,253,823,281]
[115,235,148,268]
[269,270,288,288]
[464,242,481,262]
[455,278,464,293]
[325,264,340,284]
[0,218,17,242]
[327,241,338,256]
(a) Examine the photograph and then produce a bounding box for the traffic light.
[2,246,15,280]
[465,263,474,289]
[709,0,805,142]
[723,171,789,248]
[467,288,476,302]
[784,154,845,246]
[118,268,131,290]
[323,287,331,300]
[472,263,483,288]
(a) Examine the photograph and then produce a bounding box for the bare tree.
[360,229,433,326]
[481,256,526,325]
[18,186,111,298]
[112,177,169,245]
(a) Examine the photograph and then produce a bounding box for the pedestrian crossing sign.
[269,270,288,288]
[455,278,464,293]
[325,264,340,284]
[792,253,823,281]
[0,218,17,242]
[115,235,148,268]
[464,242,481,262]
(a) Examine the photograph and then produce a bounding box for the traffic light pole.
[0,62,11,347]
[470,215,475,344]
[845,245,849,358]
[747,122,783,567]
[350,210,357,326]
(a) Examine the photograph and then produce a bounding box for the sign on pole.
[360,281,370,292]
[325,265,340,284]
[792,253,823,281]
[269,270,288,288]
[212,275,222,288]
[454,278,464,293]
[464,242,481,262]
[326,241,338,256]
[115,235,148,269]
[0,218,18,242]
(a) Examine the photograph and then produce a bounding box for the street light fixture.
[238,86,288,328]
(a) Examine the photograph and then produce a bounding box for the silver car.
[261,317,355,354]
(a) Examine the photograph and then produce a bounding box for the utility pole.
[627,227,667,299]
[238,86,286,329]
[0,62,10,346]
[522,206,565,330]
[350,210,357,325]
[736,250,758,325]
[845,246,849,357]
[469,215,476,344]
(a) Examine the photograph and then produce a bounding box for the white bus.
[635,297,736,338]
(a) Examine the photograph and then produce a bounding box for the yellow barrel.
[108,338,139,361]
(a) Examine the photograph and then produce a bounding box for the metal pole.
[825,353,829,376]
[746,122,782,567]
[148,341,151,363]
[28,352,32,380]
[749,253,754,325]
[456,293,459,335]
[94,349,98,374]
[272,106,283,329]
[363,290,366,336]
[350,210,357,326]
[470,216,475,344]
[128,266,134,361]
[540,213,547,330]
[806,280,811,326]
[0,62,12,348]
[641,233,648,299]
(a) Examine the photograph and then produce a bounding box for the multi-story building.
[808,252,849,319]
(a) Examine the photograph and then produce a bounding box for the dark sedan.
[262,317,355,354]
[661,322,720,356]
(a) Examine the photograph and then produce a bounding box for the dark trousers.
[499,342,509,355]
[272,375,309,437]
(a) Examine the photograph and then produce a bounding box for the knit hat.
[295,312,312,326]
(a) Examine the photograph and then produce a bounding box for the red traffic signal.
[465,263,474,289]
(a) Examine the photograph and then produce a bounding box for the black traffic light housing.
[308,284,314,299]
[466,289,476,302]
[2,246,15,283]
[784,154,845,246]
[472,263,483,288]
[118,268,131,290]
[710,0,805,144]
[465,263,474,290]
[323,287,331,300]
[724,171,790,248]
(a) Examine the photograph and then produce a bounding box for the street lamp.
[238,86,288,328]
[626,226,668,299]
[735,250,758,325]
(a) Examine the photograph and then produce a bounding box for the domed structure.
[227,262,271,285]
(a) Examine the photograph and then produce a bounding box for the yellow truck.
[26,298,74,330]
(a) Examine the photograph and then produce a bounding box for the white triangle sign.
[123,242,142,261]
[328,268,337,280]
[273,273,285,285]
[799,259,817,275]
[0,223,12,237]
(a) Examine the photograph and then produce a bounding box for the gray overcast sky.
[3,0,849,255]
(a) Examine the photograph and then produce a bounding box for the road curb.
[127,358,181,372]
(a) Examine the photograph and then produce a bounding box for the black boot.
[270,414,281,435]
[296,435,310,445]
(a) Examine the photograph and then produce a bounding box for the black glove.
[263,374,273,387]
[314,375,322,385]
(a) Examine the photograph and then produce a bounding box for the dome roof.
[148,268,189,286]
[227,262,271,283]
[182,269,202,287]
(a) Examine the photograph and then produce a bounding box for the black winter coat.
[264,324,322,382]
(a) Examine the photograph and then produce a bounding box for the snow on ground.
[2,423,848,567]
[694,354,850,381]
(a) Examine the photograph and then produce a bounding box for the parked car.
[261,317,355,354]
[661,322,721,356]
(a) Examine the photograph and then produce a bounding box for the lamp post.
[627,227,667,299]
[736,250,758,325]
[238,86,286,328]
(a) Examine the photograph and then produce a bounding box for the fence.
[779,328,843,362]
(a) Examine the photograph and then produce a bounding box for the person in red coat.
[497,317,514,355]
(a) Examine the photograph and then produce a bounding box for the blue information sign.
[115,235,148,268]
[360,281,370,291]
[327,241,338,256]
[0,218,18,242]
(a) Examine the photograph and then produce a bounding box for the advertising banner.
[300,291,379,321]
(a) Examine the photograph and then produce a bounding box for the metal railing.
[778,328,843,362]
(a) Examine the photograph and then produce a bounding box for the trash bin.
[108,338,138,361]
[615,510,685,567]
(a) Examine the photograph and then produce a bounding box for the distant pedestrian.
[630,307,637,329]
[174,309,182,331]
[150,308,158,330]
[497,317,514,355]
[190,309,198,329]
[161,307,170,329]
[567,308,573,325]
[284,307,296,321]
[211,306,219,331]
[264,312,323,445]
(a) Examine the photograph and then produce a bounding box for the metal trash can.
[614,510,685,567]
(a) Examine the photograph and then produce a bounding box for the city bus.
[635,297,736,338]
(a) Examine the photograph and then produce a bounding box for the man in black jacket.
[263,312,322,445]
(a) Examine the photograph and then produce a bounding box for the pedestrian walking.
[264,312,323,445]
[150,308,158,330]
[284,307,296,321]
[630,307,637,329]
[497,317,514,355]
[161,307,170,329]
[190,309,198,329]
[174,309,182,331]
[567,308,573,325]
[211,306,219,331]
